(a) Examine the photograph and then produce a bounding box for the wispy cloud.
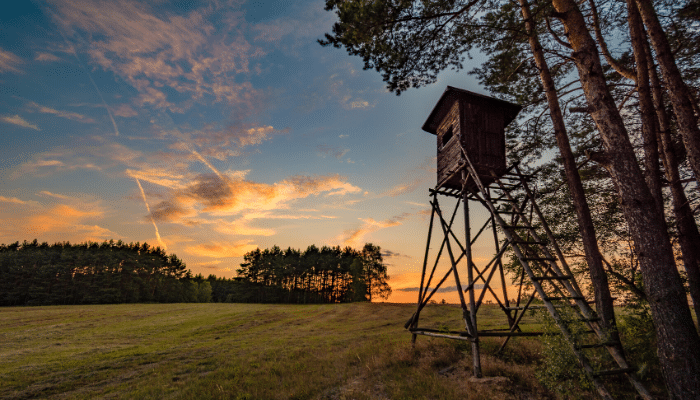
[338,212,412,246]
[251,2,335,56]
[38,190,75,201]
[48,0,265,113]
[382,156,435,197]
[0,196,33,205]
[382,249,411,259]
[26,101,95,123]
[0,48,23,73]
[13,151,104,178]
[1,115,40,130]
[326,69,376,111]
[396,284,484,293]
[185,124,289,161]
[317,144,349,159]
[34,52,62,62]
[126,168,188,190]
[110,103,138,117]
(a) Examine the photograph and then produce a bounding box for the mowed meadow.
[0,303,555,399]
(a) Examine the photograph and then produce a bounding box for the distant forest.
[0,240,391,306]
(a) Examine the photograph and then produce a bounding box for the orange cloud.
[26,204,103,235]
[211,218,275,237]
[179,172,361,215]
[185,241,258,258]
[0,202,114,244]
[129,170,360,230]
[126,168,188,189]
[338,213,412,246]
[383,182,416,197]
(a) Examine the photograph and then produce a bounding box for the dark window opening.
[441,126,454,149]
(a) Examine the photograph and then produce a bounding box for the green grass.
[0,303,552,399]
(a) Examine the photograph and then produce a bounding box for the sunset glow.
[1,0,496,302]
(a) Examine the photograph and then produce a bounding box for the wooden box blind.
[422,86,521,192]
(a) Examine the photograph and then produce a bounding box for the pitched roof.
[421,86,522,135]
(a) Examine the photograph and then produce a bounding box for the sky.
[0,0,502,303]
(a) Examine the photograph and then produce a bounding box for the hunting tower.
[422,86,521,191]
[407,86,651,399]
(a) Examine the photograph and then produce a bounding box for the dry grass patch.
[1,303,555,399]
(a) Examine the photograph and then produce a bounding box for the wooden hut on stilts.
[405,86,651,400]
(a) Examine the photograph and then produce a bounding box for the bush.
[534,310,594,399]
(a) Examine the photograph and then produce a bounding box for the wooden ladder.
[462,154,651,400]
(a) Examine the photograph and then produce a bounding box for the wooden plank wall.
[437,101,462,187]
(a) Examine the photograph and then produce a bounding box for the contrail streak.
[85,71,120,136]
[52,16,120,136]
[190,149,223,179]
[134,178,167,250]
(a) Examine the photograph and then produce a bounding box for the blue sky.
[0,0,496,302]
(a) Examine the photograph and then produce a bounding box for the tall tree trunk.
[646,37,700,328]
[518,0,619,346]
[550,0,700,397]
[628,0,664,215]
[635,0,700,183]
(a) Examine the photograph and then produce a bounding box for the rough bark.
[518,0,619,345]
[589,0,636,82]
[646,38,700,329]
[550,0,700,397]
[635,0,700,183]
[628,0,664,215]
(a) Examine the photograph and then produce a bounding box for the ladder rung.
[577,317,601,322]
[521,257,555,261]
[532,275,573,281]
[476,331,545,337]
[504,305,548,310]
[503,172,535,179]
[504,304,575,310]
[592,367,637,377]
[513,240,548,245]
[576,341,619,349]
[503,225,532,229]
[543,296,586,301]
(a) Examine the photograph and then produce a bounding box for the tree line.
[0,240,391,306]
[321,0,700,396]
[209,243,391,304]
[0,239,210,306]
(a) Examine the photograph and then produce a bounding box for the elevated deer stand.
[405,86,650,400]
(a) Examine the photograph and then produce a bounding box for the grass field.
[1,302,559,399]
